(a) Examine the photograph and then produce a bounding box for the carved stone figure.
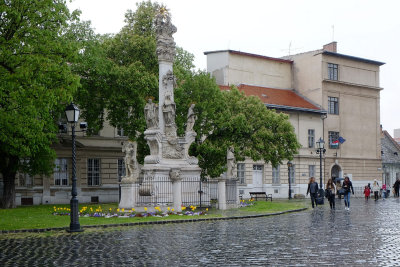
[162,70,177,89]
[122,141,139,180]
[186,104,197,132]
[144,99,158,129]
[155,9,177,62]
[169,168,181,182]
[162,140,184,159]
[227,146,237,178]
[162,93,176,126]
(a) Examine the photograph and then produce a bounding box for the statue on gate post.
[227,146,237,179]
[121,141,139,183]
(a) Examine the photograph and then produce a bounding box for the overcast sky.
[67,0,400,136]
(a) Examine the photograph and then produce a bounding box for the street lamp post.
[316,138,326,204]
[65,103,83,233]
[287,161,293,200]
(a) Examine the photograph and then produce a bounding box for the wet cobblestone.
[1,198,400,266]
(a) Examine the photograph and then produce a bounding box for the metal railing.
[133,176,238,208]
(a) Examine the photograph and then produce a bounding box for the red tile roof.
[220,84,322,112]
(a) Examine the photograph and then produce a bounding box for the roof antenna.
[332,25,335,41]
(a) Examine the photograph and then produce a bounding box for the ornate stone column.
[170,168,182,212]
[155,11,177,136]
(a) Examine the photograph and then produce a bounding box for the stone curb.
[0,208,307,234]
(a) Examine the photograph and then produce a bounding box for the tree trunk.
[1,172,16,208]
[0,155,18,209]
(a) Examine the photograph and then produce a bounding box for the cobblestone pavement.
[1,198,400,266]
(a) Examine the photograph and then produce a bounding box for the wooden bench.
[250,192,273,201]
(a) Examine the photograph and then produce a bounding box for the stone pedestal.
[119,183,138,209]
[218,177,227,210]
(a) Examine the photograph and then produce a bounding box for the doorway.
[252,165,264,191]
[331,164,342,182]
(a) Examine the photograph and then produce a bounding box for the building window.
[18,159,32,187]
[328,63,338,80]
[308,129,315,148]
[237,163,245,184]
[329,131,340,149]
[118,159,125,182]
[309,165,315,178]
[328,97,339,115]
[272,166,280,184]
[117,128,125,137]
[289,165,295,184]
[87,158,101,186]
[18,173,33,187]
[54,158,68,186]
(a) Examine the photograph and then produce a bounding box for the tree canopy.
[0,0,88,208]
[192,87,300,178]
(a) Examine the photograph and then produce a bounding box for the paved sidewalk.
[1,198,399,266]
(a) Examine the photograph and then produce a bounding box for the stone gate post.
[218,176,227,210]
[119,182,138,209]
[170,168,182,212]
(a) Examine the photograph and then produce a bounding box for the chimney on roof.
[323,42,337,53]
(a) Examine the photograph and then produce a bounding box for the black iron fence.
[133,176,237,208]
[226,179,238,204]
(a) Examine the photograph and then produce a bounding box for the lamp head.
[65,103,80,123]
[316,137,325,149]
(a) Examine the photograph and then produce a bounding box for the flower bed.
[52,205,208,218]
[239,199,255,208]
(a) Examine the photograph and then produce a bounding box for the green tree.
[0,0,85,208]
[192,87,300,178]
[74,1,161,163]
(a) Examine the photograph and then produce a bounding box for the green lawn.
[0,200,307,231]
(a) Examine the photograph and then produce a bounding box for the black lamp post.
[65,103,83,233]
[287,161,293,200]
[316,138,326,188]
[316,138,326,204]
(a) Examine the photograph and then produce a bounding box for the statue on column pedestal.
[144,99,159,129]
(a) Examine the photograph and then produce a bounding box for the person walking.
[394,178,400,198]
[372,180,380,201]
[342,176,354,210]
[364,185,371,201]
[326,179,336,209]
[382,184,387,199]
[306,177,319,208]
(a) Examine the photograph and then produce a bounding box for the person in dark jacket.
[306,177,319,208]
[394,178,400,198]
[326,179,336,209]
[342,176,354,210]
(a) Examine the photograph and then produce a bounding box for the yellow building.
[205,42,384,197]
[14,119,126,206]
